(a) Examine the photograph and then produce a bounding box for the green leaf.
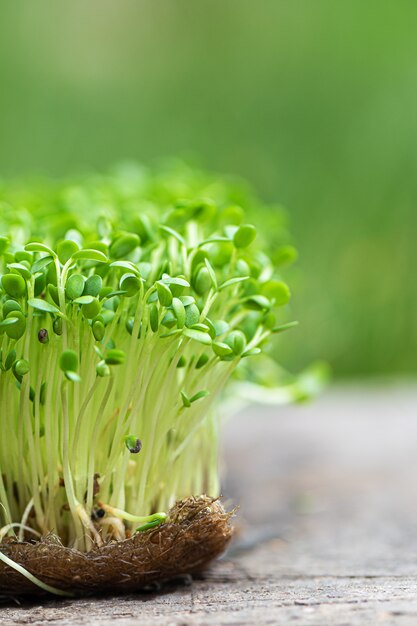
[136,516,165,532]
[263,311,276,329]
[156,281,173,306]
[38,381,47,405]
[196,353,209,369]
[233,224,257,248]
[96,360,110,377]
[218,276,249,292]
[83,274,103,297]
[60,350,78,373]
[241,347,262,358]
[65,371,81,383]
[6,311,26,340]
[183,328,212,345]
[15,251,32,263]
[273,245,298,267]
[13,359,30,376]
[272,321,299,334]
[212,341,234,357]
[100,309,115,325]
[212,319,229,336]
[65,274,85,300]
[198,236,230,247]
[110,233,140,258]
[48,284,59,306]
[0,317,19,329]
[7,263,31,280]
[57,239,80,264]
[137,262,152,278]
[225,330,247,355]
[192,266,212,295]
[161,310,176,329]
[72,295,95,305]
[189,390,210,403]
[261,280,291,306]
[185,303,200,327]
[189,323,210,332]
[82,298,101,319]
[2,300,21,317]
[72,249,108,263]
[160,328,183,338]
[109,260,140,275]
[25,242,56,257]
[84,240,108,255]
[148,303,158,332]
[120,273,141,297]
[31,255,54,274]
[204,317,216,339]
[204,258,218,290]
[180,391,191,407]
[179,296,195,306]
[4,349,16,370]
[101,290,128,300]
[172,297,185,328]
[243,295,271,311]
[1,274,26,298]
[159,225,186,246]
[0,237,9,255]
[161,274,190,287]
[27,298,61,316]
[105,349,126,365]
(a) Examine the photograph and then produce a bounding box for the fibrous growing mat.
[0,496,233,597]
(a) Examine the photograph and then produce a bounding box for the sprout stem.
[0,165,296,550]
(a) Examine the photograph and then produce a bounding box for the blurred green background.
[0,0,415,378]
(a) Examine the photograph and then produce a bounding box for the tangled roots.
[0,496,233,597]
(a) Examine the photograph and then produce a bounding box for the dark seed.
[91,508,105,520]
[130,439,142,454]
[38,328,49,343]
[126,437,142,454]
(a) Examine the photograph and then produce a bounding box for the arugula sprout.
[0,164,298,551]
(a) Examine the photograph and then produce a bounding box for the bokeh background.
[0,0,415,379]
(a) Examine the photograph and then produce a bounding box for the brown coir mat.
[0,496,233,597]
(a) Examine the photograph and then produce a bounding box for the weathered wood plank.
[1,384,417,625]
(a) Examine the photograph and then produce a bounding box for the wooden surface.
[1,383,417,625]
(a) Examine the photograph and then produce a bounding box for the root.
[0,496,233,597]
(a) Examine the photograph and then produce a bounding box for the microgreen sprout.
[0,164,299,552]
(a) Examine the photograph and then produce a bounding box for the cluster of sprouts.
[0,164,298,551]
